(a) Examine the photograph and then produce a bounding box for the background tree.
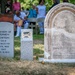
[18,0,75,11]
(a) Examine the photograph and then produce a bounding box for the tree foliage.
[18,0,75,11]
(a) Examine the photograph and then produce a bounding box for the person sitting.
[28,4,37,26]
[14,10,29,37]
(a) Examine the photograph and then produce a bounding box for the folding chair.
[28,18,38,34]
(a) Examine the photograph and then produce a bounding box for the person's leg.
[41,22,44,33]
[38,22,44,34]
[14,25,17,36]
[24,22,29,29]
[15,26,21,37]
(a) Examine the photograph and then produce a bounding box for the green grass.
[33,48,44,55]
[33,34,44,40]
[14,37,20,47]
[14,34,44,47]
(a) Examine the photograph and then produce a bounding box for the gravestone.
[21,29,33,60]
[0,22,14,58]
[44,3,75,63]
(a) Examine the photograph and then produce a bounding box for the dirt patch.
[0,60,75,75]
[33,40,44,44]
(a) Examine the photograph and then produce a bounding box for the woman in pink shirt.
[13,0,21,12]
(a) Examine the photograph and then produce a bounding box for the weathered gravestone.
[21,29,33,60]
[44,3,75,63]
[0,22,14,58]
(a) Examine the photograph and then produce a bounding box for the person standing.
[12,0,21,13]
[36,0,46,34]
[49,0,60,10]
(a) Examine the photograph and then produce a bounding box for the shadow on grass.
[14,35,44,60]
[34,48,44,55]
[54,63,75,68]
[14,48,44,60]
[14,49,20,60]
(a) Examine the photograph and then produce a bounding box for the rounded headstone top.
[45,3,75,33]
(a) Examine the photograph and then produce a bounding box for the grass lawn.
[0,34,75,75]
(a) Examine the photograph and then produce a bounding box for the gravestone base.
[39,58,75,63]
[21,41,33,60]
[43,59,75,63]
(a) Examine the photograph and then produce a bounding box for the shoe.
[15,35,19,37]
[40,32,44,34]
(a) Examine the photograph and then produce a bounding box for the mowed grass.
[14,34,44,60]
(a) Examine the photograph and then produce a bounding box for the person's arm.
[14,20,19,26]
[14,20,18,23]
[36,6,38,14]
[26,11,29,17]
[14,15,19,25]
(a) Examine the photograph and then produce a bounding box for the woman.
[12,0,21,13]
[36,0,46,34]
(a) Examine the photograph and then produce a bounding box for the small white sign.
[21,29,33,60]
[21,29,33,41]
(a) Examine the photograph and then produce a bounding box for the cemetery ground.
[0,34,75,75]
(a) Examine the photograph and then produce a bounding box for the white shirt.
[37,5,46,18]
[14,12,26,25]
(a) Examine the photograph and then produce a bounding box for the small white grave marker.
[21,29,33,60]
